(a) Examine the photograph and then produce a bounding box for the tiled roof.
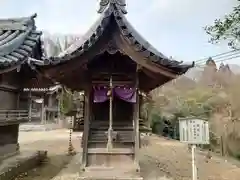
[47,2,194,75]
[0,13,42,69]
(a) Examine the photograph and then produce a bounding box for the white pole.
[191,144,197,180]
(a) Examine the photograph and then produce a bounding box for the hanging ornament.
[107,89,112,97]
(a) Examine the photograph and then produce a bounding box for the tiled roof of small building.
[219,63,231,72]
[0,13,42,69]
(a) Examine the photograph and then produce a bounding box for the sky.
[0,0,238,64]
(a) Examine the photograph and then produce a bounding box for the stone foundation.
[0,124,19,160]
[51,153,142,180]
[0,143,19,161]
[0,150,47,180]
[79,166,143,180]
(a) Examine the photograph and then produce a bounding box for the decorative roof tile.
[0,13,42,69]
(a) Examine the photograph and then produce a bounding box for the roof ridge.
[0,13,42,70]
[0,13,36,22]
[0,13,37,28]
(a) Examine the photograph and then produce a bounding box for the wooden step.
[89,130,134,139]
[89,131,134,141]
[91,127,134,131]
[87,148,134,154]
[88,140,134,143]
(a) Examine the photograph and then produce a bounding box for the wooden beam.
[91,72,135,77]
[91,80,133,85]
[0,84,18,93]
[142,68,159,80]
[46,64,87,82]
[0,64,22,74]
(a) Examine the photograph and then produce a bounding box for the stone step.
[79,176,142,180]
[79,166,142,180]
[79,174,143,180]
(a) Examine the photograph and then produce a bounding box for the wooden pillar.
[81,83,91,169]
[46,95,50,123]
[16,92,20,109]
[57,93,61,124]
[133,70,140,163]
[48,94,53,107]
[47,94,52,122]
[107,75,113,150]
[58,89,63,126]
[147,93,152,130]
[28,90,32,121]
[40,95,45,124]
[89,91,93,126]
[16,124,20,151]
[47,110,50,123]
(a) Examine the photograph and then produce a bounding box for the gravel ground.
[15,130,82,180]
[14,130,240,180]
[140,135,240,180]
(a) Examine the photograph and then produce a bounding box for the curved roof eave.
[45,5,194,75]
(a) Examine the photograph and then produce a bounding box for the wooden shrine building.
[24,85,62,124]
[25,0,194,179]
[0,14,44,160]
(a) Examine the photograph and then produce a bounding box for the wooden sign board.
[179,118,209,144]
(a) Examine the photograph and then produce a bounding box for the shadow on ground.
[14,154,74,180]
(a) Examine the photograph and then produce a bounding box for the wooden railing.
[0,110,29,121]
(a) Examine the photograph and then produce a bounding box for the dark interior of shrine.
[89,51,136,125]
[92,97,133,123]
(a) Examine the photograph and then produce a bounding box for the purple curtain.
[114,86,136,103]
[93,86,109,103]
[93,86,136,103]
